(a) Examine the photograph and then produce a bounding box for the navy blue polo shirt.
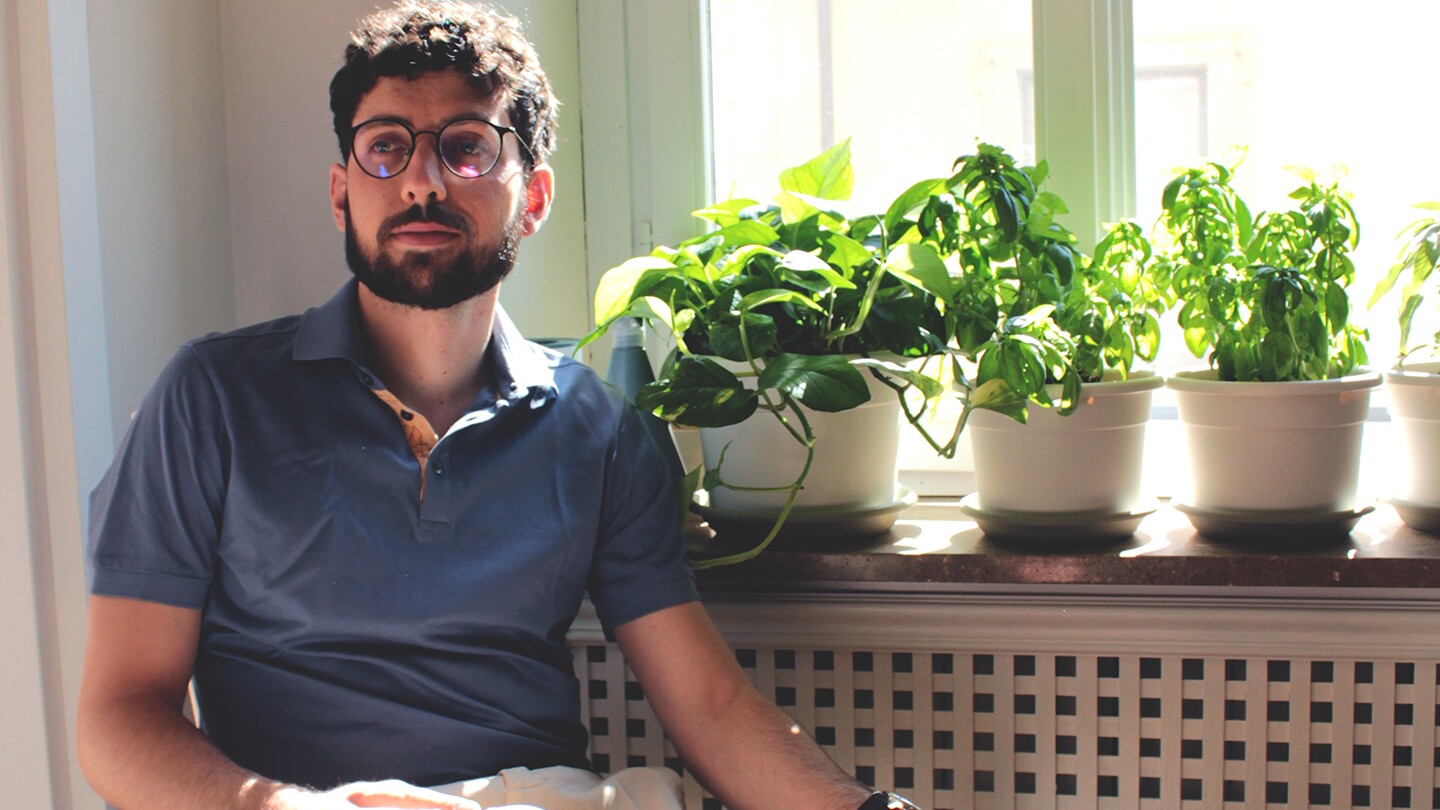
[86,280,697,788]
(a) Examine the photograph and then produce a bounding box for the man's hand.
[270,781,481,810]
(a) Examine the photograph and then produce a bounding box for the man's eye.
[370,139,404,154]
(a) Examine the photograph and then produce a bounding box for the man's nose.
[401,133,448,203]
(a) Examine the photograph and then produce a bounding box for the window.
[709,0,1034,212]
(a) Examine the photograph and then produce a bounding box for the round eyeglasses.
[347,117,533,180]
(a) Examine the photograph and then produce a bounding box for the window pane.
[1134,0,1440,369]
[708,0,1034,213]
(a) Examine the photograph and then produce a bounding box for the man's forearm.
[77,695,283,810]
[671,678,873,810]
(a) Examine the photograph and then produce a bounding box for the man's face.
[328,70,553,310]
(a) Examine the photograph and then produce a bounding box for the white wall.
[1,2,61,805]
[90,0,236,436]
[221,0,589,341]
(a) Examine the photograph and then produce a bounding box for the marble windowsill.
[689,500,1440,596]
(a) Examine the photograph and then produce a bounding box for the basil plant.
[1154,161,1368,381]
[1370,202,1440,362]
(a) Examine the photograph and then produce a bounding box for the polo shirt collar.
[293,280,558,407]
[488,306,559,408]
[294,279,368,366]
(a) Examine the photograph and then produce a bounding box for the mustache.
[380,200,470,238]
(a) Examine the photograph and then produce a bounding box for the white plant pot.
[1168,369,1381,512]
[968,371,1163,513]
[700,357,901,512]
[1384,361,1440,505]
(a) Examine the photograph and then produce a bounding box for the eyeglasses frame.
[346,116,535,180]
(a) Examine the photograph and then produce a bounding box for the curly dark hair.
[329,0,558,167]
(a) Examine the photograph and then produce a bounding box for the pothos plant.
[581,140,1082,567]
[1153,160,1368,381]
[1369,202,1440,362]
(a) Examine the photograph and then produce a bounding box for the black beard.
[344,199,522,310]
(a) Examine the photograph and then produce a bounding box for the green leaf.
[593,256,677,325]
[637,356,759,427]
[1324,283,1349,335]
[1284,164,1317,182]
[992,188,1021,242]
[778,138,854,201]
[998,340,1046,395]
[706,313,778,361]
[1135,312,1162,361]
[1183,325,1209,357]
[756,353,870,412]
[1044,243,1077,286]
[692,197,763,227]
[885,242,953,300]
[1370,258,1407,308]
[883,178,948,234]
[1005,304,1056,331]
[851,357,945,399]
[721,244,786,275]
[1260,332,1297,380]
[1029,160,1051,188]
[718,220,780,248]
[739,286,826,312]
[1400,293,1423,351]
[779,251,857,290]
[822,232,874,277]
[1161,175,1183,214]
[969,378,1028,423]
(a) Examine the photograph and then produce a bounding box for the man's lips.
[387,223,461,247]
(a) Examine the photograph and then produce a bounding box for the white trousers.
[432,765,686,809]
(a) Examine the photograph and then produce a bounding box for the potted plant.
[963,216,1169,530]
[582,141,1078,565]
[1369,202,1440,532]
[885,144,1169,538]
[1157,161,1379,535]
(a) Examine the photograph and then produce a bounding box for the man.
[76,2,918,809]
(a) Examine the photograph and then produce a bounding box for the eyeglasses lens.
[438,121,501,178]
[353,120,502,179]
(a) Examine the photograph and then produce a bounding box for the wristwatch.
[857,790,922,810]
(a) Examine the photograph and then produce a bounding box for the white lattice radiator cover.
[569,592,1440,809]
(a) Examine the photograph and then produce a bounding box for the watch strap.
[857,790,921,810]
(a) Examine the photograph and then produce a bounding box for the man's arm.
[615,601,875,810]
[77,595,478,810]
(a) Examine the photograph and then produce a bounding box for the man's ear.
[329,164,348,233]
[520,163,555,237]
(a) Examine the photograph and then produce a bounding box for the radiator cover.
[569,591,1440,809]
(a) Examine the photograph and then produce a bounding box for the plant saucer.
[958,494,1156,543]
[1385,498,1440,536]
[691,485,918,546]
[1174,501,1375,543]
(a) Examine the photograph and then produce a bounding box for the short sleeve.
[587,403,699,635]
[87,345,229,609]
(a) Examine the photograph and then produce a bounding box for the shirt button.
[360,373,374,387]
[432,462,444,476]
